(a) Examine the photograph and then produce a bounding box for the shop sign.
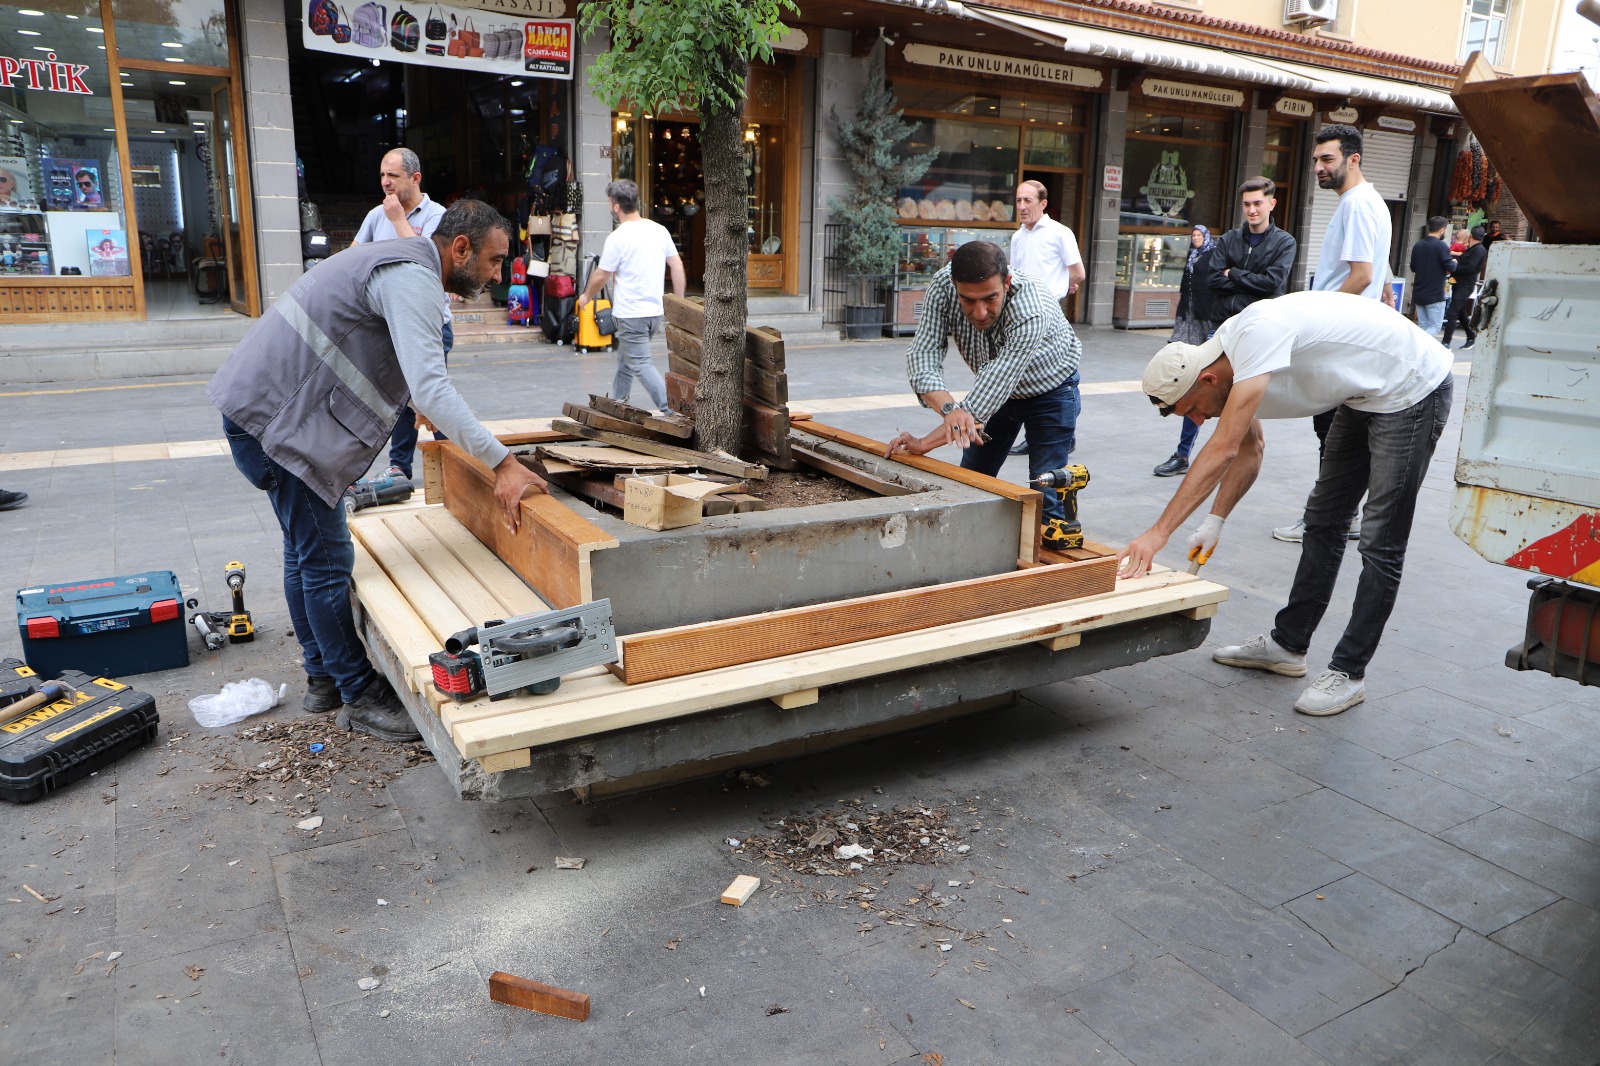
[1103,164,1123,192]
[1376,115,1417,132]
[1139,151,1195,219]
[1142,79,1244,108]
[0,52,93,95]
[454,0,568,14]
[301,1,574,80]
[1327,106,1360,123]
[1273,97,1314,118]
[902,43,1103,88]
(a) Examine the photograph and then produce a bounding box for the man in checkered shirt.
[887,241,1083,534]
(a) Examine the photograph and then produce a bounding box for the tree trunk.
[693,52,750,458]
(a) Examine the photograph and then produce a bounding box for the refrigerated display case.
[889,226,989,336]
[1113,233,1189,329]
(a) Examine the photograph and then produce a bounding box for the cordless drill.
[1034,465,1090,550]
[224,560,255,644]
[342,472,414,515]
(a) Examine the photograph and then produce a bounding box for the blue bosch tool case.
[0,660,160,803]
[16,570,189,679]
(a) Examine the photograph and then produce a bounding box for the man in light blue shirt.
[353,148,450,482]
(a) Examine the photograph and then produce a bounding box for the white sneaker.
[1273,520,1305,543]
[1294,670,1366,716]
[1213,634,1308,677]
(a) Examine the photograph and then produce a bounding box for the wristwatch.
[939,401,957,415]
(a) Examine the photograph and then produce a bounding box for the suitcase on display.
[0,660,160,804]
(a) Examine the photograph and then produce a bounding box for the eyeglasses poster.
[42,157,106,211]
[0,157,37,211]
[302,0,573,80]
[87,229,131,277]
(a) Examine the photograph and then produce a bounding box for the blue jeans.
[1414,300,1446,335]
[387,320,453,478]
[612,315,669,409]
[224,417,378,702]
[1176,417,1200,459]
[960,376,1080,523]
[1270,377,1453,678]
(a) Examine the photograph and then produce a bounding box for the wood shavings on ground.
[734,798,963,877]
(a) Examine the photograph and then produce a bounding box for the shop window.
[897,116,1020,222]
[1023,127,1082,169]
[1130,112,1229,142]
[1121,111,1230,231]
[1460,0,1511,63]
[109,0,231,69]
[1,4,129,278]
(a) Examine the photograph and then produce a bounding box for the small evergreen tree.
[829,42,937,297]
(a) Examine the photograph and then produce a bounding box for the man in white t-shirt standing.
[1119,290,1452,717]
[1274,124,1395,544]
[1007,180,1085,455]
[577,179,686,411]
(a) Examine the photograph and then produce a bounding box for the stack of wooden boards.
[662,294,796,469]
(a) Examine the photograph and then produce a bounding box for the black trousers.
[1441,288,1475,345]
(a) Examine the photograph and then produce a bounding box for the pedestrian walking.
[576,179,686,412]
[1409,216,1456,336]
[1007,180,1086,456]
[351,147,451,483]
[1121,290,1454,717]
[208,200,546,742]
[1442,225,1488,351]
[1273,124,1393,544]
[884,240,1082,539]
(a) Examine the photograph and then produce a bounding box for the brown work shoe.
[336,676,421,742]
[303,674,340,714]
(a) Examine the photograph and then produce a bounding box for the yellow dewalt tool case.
[0,660,159,803]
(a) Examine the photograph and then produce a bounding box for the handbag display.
[544,273,576,299]
[350,1,386,47]
[308,0,339,36]
[390,6,419,52]
[458,15,480,51]
[424,4,446,39]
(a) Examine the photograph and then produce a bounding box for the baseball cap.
[1143,335,1224,412]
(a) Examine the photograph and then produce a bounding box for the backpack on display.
[351,2,386,48]
[424,4,447,39]
[390,6,419,52]
[332,6,351,43]
[308,0,339,36]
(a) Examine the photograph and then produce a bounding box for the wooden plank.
[1039,633,1082,652]
[479,749,532,773]
[354,519,474,647]
[617,557,1116,684]
[798,421,1042,564]
[350,541,437,694]
[493,429,577,447]
[414,508,550,616]
[1180,602,1219,621]
[720,874,761,906]
[664,293,704,337]
[726,494,766,513]
[664,372,696,418]
[790,443,916,496]
[547,473,627,510]
[439,443,617,609]
[452,572,1229,758]
[665,325,787,406]
[539,445,692,471]
[586,395,694,439]
[562,402,689,446]
[746,402,792,466]
[488,972,590,1022]
[550,419,768,480]
[665,323,701,366]
[745,325,785,371]
[384,512,517,630]
[420,440,444,505]
[770,688,818,709]
[1451,69,1600,244]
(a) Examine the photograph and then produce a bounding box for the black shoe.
[1153,454,1189,477]
[1008,438,1029,456]
[1460,339,1475,351]
[303,674,340,713]
[336,676,421,742]
[0,490,27,511]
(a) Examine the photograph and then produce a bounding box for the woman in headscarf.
[1153,224,1220,477]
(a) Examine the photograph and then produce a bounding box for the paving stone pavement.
[0,325,1596,1064]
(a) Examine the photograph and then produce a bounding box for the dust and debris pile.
[176,718,432,815]
[737,798,963,877]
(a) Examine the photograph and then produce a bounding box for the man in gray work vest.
[209,200,546,742]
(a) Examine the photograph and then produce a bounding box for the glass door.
[211,82,247,315]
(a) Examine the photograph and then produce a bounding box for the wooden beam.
[770,688,818,709]
[479,748,532,773]
[420,440,444,505]
[1039,633,1082,652]
[1179,602,1219,621]
[797,421,1043,564]
[488,972,590,1022]
[586,395,694,439]
[665,325,788,406]
[720,874,761,906]
[550,419,768,480]
[561,402,690,446]
[617,557,1117,684]
[790,443,916,496]
[664,293,704,337]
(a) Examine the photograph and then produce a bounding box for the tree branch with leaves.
[579,0,798,457]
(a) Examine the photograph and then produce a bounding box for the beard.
[1316,163,1346,190]
[445,258,485,299]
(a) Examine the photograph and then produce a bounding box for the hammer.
[0,680,75,728]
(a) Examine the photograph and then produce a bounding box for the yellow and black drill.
[1034,465,1090,550]
[224,561,255,644]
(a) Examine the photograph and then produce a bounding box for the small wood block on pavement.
[488,971,590,1021]
[720,874,761,906]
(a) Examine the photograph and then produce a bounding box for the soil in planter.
[757,467,880,510]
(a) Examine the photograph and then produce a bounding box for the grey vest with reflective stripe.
[207,238,442,506]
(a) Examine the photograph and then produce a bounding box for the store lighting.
[32,46,54,52]
[17,29,41,36]
[169,80,187,85]
[161,41,183,48]
[510,79,524,87]
[166,57,183,62]
[18,8,44,14]
[152,129,167,134]
[87,26,104,33]
[103,128,115,132]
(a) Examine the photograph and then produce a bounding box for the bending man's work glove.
[1185,513,1225,570]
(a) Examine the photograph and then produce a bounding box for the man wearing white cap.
[1118,290,1453,716]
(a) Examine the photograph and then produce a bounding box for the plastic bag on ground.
[189,678,288,728]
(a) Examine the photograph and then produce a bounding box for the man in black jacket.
[1153,177,1297,478]
[1408,216,1455,336]
[1442,224,1488,350]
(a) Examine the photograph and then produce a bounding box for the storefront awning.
[964,6,1457,115]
